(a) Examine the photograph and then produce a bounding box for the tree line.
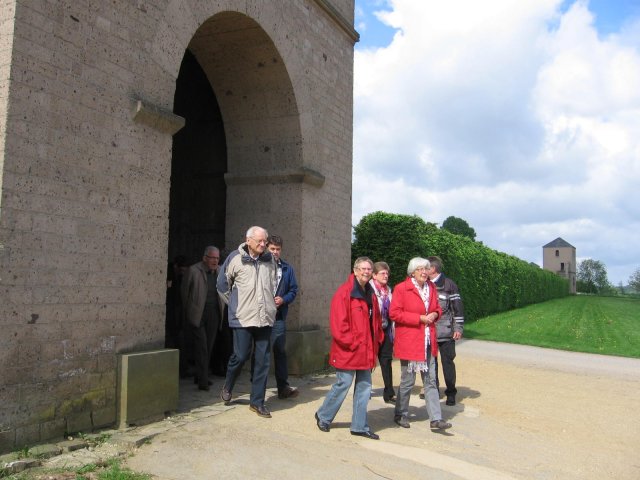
[351,212,569,322]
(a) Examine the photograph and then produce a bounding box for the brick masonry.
[0,0,356,451]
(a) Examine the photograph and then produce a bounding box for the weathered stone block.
[287,329,329,375]
[117,349,178,429]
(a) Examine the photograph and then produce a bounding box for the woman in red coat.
[315,257,385,440]
[390,257,451,430]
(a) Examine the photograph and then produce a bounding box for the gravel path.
[124,340,640,479]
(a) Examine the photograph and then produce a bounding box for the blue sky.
[352,0,640,285]
[356,0,640,47]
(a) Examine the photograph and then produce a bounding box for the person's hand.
[274,296,284,307]
[453,332,462,341]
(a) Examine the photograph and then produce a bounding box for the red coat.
[390,277,442,360]
[328,274,384,370]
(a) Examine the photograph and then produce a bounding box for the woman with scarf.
[370,262,395,403]
[390,257,451,430]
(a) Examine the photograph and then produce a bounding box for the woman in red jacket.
[315,257,385,440]
[390,257,451,430]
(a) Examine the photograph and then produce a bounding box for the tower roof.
[543,237,575,249]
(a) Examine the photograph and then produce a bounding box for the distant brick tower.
[543,238,576,294]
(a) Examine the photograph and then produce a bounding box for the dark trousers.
[249,319,289,392]
[378,328,395,401]
[225,326,272,407]
[436,340,457,397]
[193,303,220,388]
[271,319,289,392]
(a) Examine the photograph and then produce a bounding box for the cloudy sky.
[353,0,640,285]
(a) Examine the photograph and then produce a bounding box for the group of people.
[177,226,299,419]
[173,225,466,438]
[315,255,464,440]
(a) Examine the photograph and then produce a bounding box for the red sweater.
[390,277,442,360]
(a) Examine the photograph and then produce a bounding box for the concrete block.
[58,438,89,452]
[117,349,178,429]
[286,329,329,375]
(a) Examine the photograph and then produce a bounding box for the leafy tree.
[629,268,640,292]
[577,259,609,293]
[441,216,476,241]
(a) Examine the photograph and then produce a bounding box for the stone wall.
[0,0,356,451]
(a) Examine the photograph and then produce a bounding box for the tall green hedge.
[352,211,569,321]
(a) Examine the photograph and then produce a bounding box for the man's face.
[202,251,220,271]
[268,244,281,261]
[354,261,373,286]
[247,230,268,257]
[427,265,438,279]
[372,269,389,286]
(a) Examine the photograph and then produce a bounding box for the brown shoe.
[250,404,272,418]
[220,387,232,404]
[278,386,299,399]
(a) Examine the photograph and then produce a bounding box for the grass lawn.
[464,295,640,358]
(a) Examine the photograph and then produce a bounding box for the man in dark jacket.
[314,257,384,440]
[267,234,299,399]
[181,246,223,391]
[428,256,465,406]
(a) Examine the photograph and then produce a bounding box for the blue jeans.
[271,319,289,392]
[224,326,272,407]
[316,369,372,433]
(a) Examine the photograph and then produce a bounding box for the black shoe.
[430,420,452,430]
[315,413,330,432]
[278,386,299,399]
[419,392,425,400]
[197,385,210,391]
[384,395,396,404]
[350,430,379,440]
[446,396,456,406]
[220,387,232,404]
[249,404,272,418]
[394,415,410,428]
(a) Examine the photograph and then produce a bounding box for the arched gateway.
[0,1,357,451]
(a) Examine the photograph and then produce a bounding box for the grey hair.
[203,246,219,256]
[353,256,373,270]
[407,257,430,276]
[245,226,268,239]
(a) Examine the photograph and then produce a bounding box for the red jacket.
[328,274,384,370]
[390,277,442,360]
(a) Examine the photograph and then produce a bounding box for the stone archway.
[187,11,304,247]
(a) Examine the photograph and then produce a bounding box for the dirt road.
[125,340,640,479]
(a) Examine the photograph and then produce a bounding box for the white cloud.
[353,0,640,284]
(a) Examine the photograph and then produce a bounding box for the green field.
[465,295,640,358]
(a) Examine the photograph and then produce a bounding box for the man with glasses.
[181,246,223,391]
[217,226,278,418]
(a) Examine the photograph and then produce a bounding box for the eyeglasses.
[357,267,373,272]
[250,237,267,245]
[205,255,220,260]
[415,267,428,272]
